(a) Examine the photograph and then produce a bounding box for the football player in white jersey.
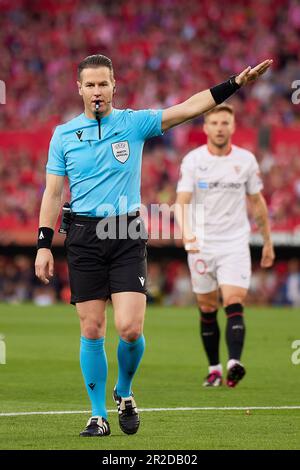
[175,104,275,387]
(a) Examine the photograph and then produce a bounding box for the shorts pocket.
[66,223,87,247]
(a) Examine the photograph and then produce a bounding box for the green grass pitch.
[0,303,299,450]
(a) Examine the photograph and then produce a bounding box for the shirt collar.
[81,108,115,125]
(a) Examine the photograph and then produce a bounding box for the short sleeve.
[246,156,263,195]
[176,153,194,193]
[46,127,66,176]
[133,109,163,140]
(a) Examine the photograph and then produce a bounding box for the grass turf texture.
[0,303,299,450]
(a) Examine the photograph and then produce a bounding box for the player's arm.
[175,192,199,253]
[247,192,275,268]
[35,174,65,284]
[162,59,272,132]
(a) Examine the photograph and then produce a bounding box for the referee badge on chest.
[111,141,130,163]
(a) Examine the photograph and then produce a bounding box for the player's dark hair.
[77,54,114,80]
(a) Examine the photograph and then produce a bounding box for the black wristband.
[210,75,241,105]
[37,227,54,250]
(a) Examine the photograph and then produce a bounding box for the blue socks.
[116,335,145,397]
[80,336,108,419]
[80,335,145,417]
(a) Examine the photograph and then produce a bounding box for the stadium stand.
[0,0,300,305]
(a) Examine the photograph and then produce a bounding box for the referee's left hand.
[35,248,54,284]
[235,59,273,87]
[261,242,275,268]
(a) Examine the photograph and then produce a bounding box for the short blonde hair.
[204,104,234,121]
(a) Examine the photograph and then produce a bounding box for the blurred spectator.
[0,1,300,307]
[2,139,300,239]
[32,286,56,306]
[165,263,194,306]
[147,261,164,304]
[0,254,299,306]
[1,1,300,235]
[286,258,300,306]
[0,0,300,131]
[248,268,278,305]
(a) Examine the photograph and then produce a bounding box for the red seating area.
[0,1,300,305]
[0,126,300,240]
[0,0,300,239]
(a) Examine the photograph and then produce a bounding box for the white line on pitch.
[0,405,300,417]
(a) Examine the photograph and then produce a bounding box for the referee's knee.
[80,321,105,339]
[119,327,143,343]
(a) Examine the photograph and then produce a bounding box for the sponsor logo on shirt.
[197,181,241,190]
[198,181,209,189]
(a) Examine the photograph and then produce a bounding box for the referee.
[35,54,272,437]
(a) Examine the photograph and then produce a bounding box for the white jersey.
[176,144,263,245]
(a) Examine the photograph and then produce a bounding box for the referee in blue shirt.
[35,54,272,437]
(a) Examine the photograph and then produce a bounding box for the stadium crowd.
[0,255,300,307]
[1,0,300,233]
[1,141,300,235]
[1,0,300,129]
[0,0,300,305]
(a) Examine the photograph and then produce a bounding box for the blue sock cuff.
[119,335,145,346]
[80,336,105,350]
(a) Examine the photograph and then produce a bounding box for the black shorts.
[65,214,148,305]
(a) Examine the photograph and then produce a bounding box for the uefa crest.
[111,141,130,163]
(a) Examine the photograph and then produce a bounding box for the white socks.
[227,359,242,370]
[209,364,223,374]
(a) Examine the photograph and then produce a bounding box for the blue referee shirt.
[46,108,163,216]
